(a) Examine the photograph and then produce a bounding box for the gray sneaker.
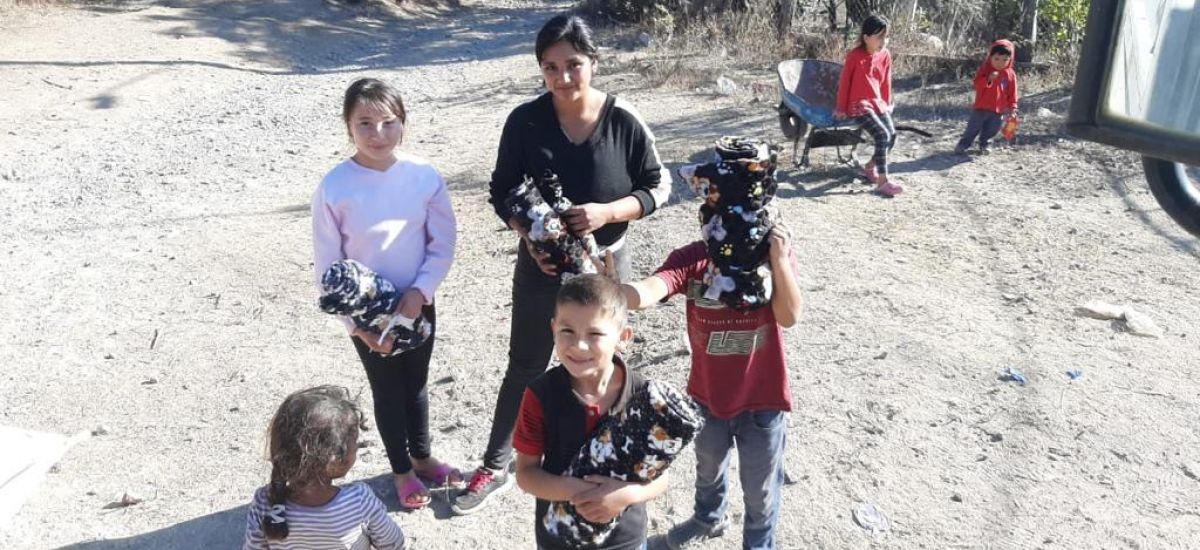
[451,467,513,515]
[663,517,729,549]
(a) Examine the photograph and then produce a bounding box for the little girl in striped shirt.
[243,386,406,550]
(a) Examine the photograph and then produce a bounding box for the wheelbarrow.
[777,59,864,167]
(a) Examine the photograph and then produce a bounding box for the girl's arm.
[882,53,894,112]
[514,453,600,501]
[571,472,670,523]
[363,487,407,550]
[241,492,267,550]
[411,172,457,303]
[835,50,857,116]
[311,185,355,334]
[768,226,803,328]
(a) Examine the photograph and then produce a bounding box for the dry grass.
[590,0,1079,121]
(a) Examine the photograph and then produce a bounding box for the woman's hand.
[571,476,633,524]
[352,328,394,355]
[833,110,847,120]
[396,288,425,320]
[562,203,612,236]
[526,238,558,276]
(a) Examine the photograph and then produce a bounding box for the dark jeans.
[957,109,1004,151]
[691,407,787,550]
[481,240,632,470]
[350,303,436,475]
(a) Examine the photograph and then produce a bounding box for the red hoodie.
[836,46,892,117]
[973,39,1019,113]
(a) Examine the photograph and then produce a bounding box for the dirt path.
[2,1,1198,549]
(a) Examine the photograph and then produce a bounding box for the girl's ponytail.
[262,464,290,540]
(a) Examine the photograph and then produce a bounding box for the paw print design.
[720,244,733,257]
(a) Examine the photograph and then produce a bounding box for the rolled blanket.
[504,170,602,281]
[543,380,703,548]
[679,136,781,312]
[318,259,433,356]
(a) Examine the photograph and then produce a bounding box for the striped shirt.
[243,482,405,550]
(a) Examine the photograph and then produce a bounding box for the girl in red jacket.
[955,40,1019,154]
[835,14,902,197]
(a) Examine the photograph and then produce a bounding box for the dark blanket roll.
[543,380,703,548]
[679,136,781,312]
[318,259,432,356]
[504,170,602,280]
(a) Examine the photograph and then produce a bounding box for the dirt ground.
[2,1,1199,549]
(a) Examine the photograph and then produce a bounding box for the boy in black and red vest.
[513,274,670,550]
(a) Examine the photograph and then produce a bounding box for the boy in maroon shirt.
[622,226,802,550]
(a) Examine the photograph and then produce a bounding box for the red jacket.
[836,46,892,117]
[973,39,1019,113]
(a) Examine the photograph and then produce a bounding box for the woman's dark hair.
[341,78,407,139]
[262,385,364,540]
[535,14,598,62]
[990,44,1012,56]
[856,14,890,50]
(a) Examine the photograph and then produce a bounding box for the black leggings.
[855,110,896,177]
[481,241,632,470]
[351,304,436,475]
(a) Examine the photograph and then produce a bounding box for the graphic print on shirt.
[705,325,771,356]
[685,279,770,356]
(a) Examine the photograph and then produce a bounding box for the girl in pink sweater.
[311,78,460,510]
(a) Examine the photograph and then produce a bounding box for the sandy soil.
[1,1,1198,549]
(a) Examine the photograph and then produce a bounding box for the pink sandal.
[416,463,466,489]
[396,476,431,510]
[874,179,904,197]
[863,163,881,184]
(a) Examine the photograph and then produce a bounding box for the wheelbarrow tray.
[777,59,859,129]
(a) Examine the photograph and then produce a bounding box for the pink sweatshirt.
[312,152,457,332]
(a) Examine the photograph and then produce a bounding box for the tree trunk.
[1018,0,1037,63]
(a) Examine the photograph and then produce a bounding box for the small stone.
[103,492,144,509]
[1122,308,1162,338]
[1050,203,1063,210]
[950,493,963,502]
[1181,463,1200,481]
[988,432,1004,443]
[92,425,110,436]
[873,351,888,360]
[1076,300,1125,320]
[141,377,158,385]
[716,76,738,95]
[103,353,114,360]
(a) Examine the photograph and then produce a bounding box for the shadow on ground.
[54,474,452,549]
[4,0,558,75]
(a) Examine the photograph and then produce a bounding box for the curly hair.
[262,385,364,540]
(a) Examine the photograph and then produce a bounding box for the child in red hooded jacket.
[955,40,1019,155]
